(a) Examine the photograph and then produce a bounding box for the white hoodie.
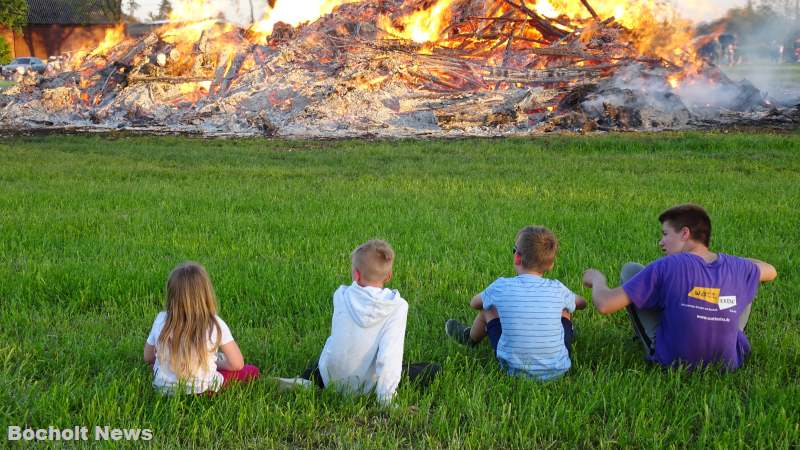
[318,281,408,405]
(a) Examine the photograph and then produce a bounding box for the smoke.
[590,64,766,115]
[211,0,271,25]
[719,67,800,106]
[674,76,766,110]
[690,2,800,106]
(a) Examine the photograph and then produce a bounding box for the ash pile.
[1,0,797,137]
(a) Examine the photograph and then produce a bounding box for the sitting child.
[280,240,439,405]
[144,262,259,394]
[446,226,587,380]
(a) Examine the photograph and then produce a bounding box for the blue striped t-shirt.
[481,274,577,380]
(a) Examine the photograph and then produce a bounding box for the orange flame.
[178,81,212,94]
[250,0,358,35]
[90,26,126,57]
[379,0,456,43]
[168,0,227,22]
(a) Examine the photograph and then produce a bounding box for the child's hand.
[575,296,588,310]
[582,269,606,289]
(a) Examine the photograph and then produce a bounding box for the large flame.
[90,26,126,57]
[251,0,358,35]
[169,0,226,22]
[58,0,706,108]
[379,0,456,44]
[532,0,696,64]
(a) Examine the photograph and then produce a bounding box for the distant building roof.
[27,0,122,25]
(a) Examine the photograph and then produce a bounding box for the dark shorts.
[486,317,575,358]
[487,317,503,354]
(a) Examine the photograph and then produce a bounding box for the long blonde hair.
[157,262,222,380]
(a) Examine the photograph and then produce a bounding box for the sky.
[132,0,749,25]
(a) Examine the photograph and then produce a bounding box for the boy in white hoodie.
[286,240,438,405]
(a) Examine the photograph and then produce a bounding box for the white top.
[146,311,234,394]
[318,282,408,405]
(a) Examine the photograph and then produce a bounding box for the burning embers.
[1,0,797,137]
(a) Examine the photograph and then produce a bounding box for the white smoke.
[591,64,765,115]
[208,0,271,25]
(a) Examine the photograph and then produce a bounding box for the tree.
[126,0,141,18]
[0,36,11,65]
[0,0,27,65]
[0,0,28,30]
[98,0,123,22]
[149,0,173,21]
[758,0,799,21]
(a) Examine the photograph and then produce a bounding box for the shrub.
[0,36,11,65]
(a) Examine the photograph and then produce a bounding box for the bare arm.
[469,294,483,310]
[217,341,245,371]
[144,343,156,365]
[582,269,631,315]
[575,295,588,310]
[746,258,777,283]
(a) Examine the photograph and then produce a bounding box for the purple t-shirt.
[622,253,760,369]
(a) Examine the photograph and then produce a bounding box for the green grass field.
[0,80,14,90]
[1,133,799,448]
[722,63,800,82]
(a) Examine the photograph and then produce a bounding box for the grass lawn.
[0,80,14,91]
[722,63,800,82]
[1,133,798,448]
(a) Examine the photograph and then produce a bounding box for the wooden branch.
[483,74,600,84]
[501,0,568,41]
[525,47,591,58]
[128,76,214,83]
[118,32,159,66]
[495,23,520,90]
[457,11,515,50]
[212,47,251,96]
[580,0,600,21]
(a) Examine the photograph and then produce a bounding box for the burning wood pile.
[1,0,798,137]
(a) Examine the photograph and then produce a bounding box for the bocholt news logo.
[8,426,153,442]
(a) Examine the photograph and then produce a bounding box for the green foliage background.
[0,0,27,30]
[0,36,11,65]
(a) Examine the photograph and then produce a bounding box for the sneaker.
[445,319,475,347]
[274,377,313,392]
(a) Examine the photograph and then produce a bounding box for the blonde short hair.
[516,226,557,272]
[351,240,395,283]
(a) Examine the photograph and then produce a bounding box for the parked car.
[2,57,47,76]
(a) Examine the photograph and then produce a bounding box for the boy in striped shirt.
[446,226,587,380]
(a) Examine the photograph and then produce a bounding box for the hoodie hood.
[340,281,403,328]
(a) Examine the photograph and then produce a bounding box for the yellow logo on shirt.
[687,287,720,304]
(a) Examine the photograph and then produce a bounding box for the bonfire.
[1,0,797,137]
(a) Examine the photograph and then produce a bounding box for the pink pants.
[217,364,260,386]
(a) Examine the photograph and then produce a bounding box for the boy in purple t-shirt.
[582,204,777,369]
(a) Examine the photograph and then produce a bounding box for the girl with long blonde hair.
[144,262,259,394]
